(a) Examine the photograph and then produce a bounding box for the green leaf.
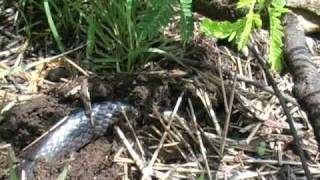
[237,0,256,9]
[268,4,288,71]
[200,15,257,51]
[43,0,65,52]
[236,13,254,50]
[256,141,267,156]
[228,31,237,42]
[86,15,96,58]
[257,0,266,12]
[235,0,257,50]
[252,14,262,28]
[138,0,174,39]
[196,174,205,180]
[200,0,288,73]
[179,0,193,42]
[271,0,286,7]
[126,0,134,49]
[200,19,240,39]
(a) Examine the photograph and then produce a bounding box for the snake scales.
[18,101,138,179]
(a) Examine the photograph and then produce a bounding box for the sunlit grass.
[17,0,188,73]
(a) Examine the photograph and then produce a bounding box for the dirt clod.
[0,96,72,150]
[32,138,121,180]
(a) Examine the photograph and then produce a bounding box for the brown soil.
[32,138,122,180]
[2,3,320,179]
[0,71,216,180]
[0,96,72,150]
[0,92,126,180]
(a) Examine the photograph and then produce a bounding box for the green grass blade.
[86,15,96,58]
[43,0,65,52]
[179,0,193,42]
[126,0,133,49]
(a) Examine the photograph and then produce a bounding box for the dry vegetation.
[1,1,320,180]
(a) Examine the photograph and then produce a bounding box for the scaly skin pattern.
[18,101,137,179]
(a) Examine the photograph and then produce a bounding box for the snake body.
[18,101,137,179]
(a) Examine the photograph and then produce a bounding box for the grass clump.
[17,0,194,72]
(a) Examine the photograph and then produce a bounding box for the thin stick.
[13,40,28,67]
[64,57,89,76]
[246,123,262,144]
[218,56,229,113]
[210,65,298,105]
[249,44,312,180]
[114,126,150,179]
[0,91,8,113]
[196,89,222,135]
[153,109,189,161]
[155,109,198,162]
[122,109,146,162]
[188,99,212,180]
[142,92,184,179]
[220,75,237,155]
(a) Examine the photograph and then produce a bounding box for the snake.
[17,101,138,179]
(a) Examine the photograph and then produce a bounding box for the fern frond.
[252,13,262,28]
[257,0,266,12]
[268,1,288,71]
[138,0,175,39]
[235,0,261,50]
[179,0,193,42]
[236,14,253,50]
[235,12,261,50]
[200,19,240,40]
[237,0,256,9]
[271,0,286,7]
[200,13,261,51]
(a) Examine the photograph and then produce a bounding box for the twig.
[188,98,212,180]
[64,57,89,76]
[210,65,298,106]
[0,40,27,58]
[196,88,222,135]
[158,109,199,161]
[220,74,237,155]
[198,127,222,157]
[124,163,128,180]
[142,92,184,180]
[165,111,198,146]
[245,122,262,144]
[0,28,18,39]
[13,40,28,67]
[24,44,86,71]
[114,126,150,179]
[218,56,229,113]
[122,109,146,162]
[152,109,189,161]
[221,155,319,167]
[249,44,312,180]
[0,91,7,113]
